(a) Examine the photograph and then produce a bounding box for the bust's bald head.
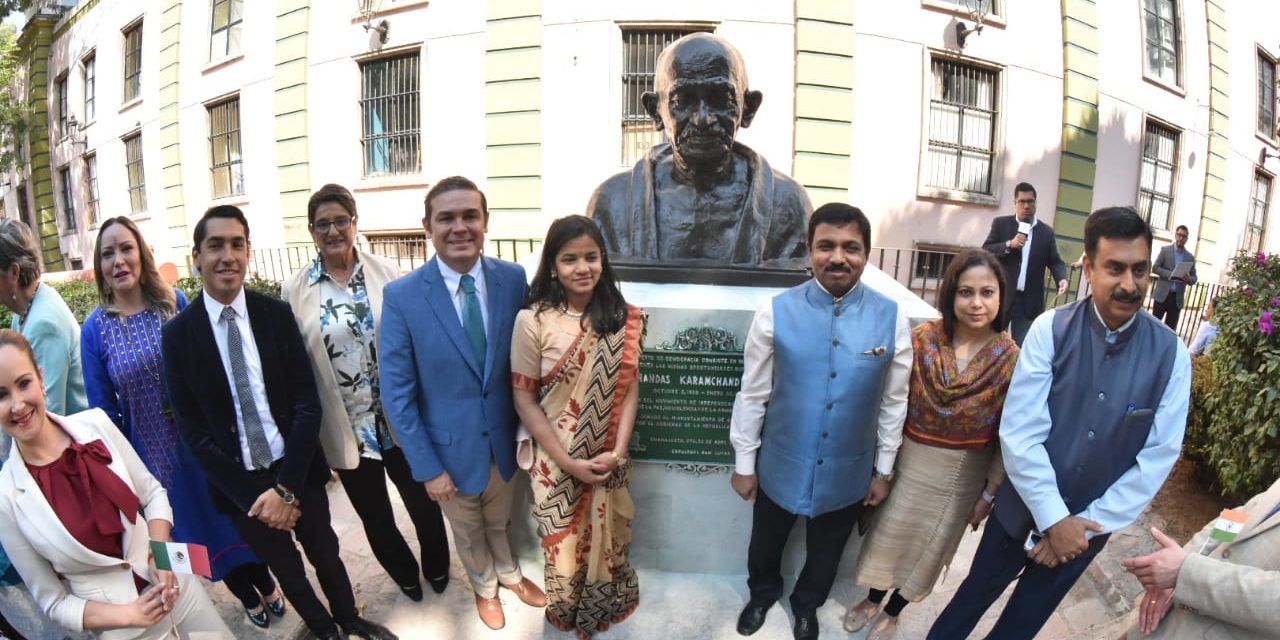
[642,33,763,174]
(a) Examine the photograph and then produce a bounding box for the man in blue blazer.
[379,177,546,630]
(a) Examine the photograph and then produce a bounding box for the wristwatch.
[274,486,296,505]
[873,470,894,483]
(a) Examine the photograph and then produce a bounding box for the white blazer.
[0,409,172,637]
[282,250,403,470]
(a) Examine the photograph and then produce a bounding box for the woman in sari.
[846,249,1020,640]
[511,215,644,639]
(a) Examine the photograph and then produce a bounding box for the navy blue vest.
[757,280,900,517]
[993,299,1179,538]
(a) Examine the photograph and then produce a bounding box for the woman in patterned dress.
[282,184,451,601]
[81,216,284,629]
[512,215,645,639]
[845,249,1020,640]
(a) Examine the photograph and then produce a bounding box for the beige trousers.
[438,464,523,598]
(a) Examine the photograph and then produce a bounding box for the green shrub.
[1201,250,1280,500]
[1183,354,1215,462]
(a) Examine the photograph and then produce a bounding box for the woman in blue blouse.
[81,217,283,629]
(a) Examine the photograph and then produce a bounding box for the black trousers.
[336,446,450,588]
[1152,293,1181,331]
[230,478,356,636]
[746,488,862,615]
[927,515,1108,640]
[1009,294,1039,347]
[221,561,277,610]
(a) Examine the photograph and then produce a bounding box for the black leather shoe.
[338,616,399,640]
[399,581,424,602]
[426,573,448,594]
[737,600,773,636]
[244,606,268,629]
[314,630,343,640]
[265,593,286,618]
[793,610,819,640]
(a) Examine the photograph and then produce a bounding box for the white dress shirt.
[1017,218,1037,291]
[203,288,287,470]
[729,280,913,477]
[1000,304,1190,536]
[437,258,489,332]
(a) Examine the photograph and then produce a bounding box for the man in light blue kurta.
[930,206,1191,640]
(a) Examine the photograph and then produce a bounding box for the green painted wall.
[274,0,311,246]
[792,0,853,207]
[484,0,541,236]
[1052,0,1099,263]
[1196,0,1228,269]
[158,0,188,256]
[18,15,62,269]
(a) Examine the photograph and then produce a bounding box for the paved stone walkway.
[4,477,1163,639]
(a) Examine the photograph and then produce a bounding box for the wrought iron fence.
[219,241,1229,345]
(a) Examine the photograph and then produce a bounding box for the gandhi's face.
[646,38,759,171]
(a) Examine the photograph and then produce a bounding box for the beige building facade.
[0,0,1276,285]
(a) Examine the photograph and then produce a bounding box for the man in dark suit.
[379,177,545,630]
[1150,224,1197,331]
[163,205,396,640]
[982,182,1070,345]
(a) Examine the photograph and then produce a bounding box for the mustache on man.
[1110,288,1143,304]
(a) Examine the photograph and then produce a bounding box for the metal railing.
[222,241,1228,345]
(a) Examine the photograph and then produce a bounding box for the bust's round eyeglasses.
[311,217,353,234]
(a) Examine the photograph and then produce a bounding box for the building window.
[1138,120,1179,230]
[1142,0,1180,87]
[55,74,68,138]
[933,0,999,13]
[925,58,998,196]
[122,22,142,102]
[208,98,243,198]
[58,166,75,231]
[1245,171,1272,254]
[360,52,420,176]
[1259,50,1277,139]
[84,154,99,225]
[210,0,243,59]
[620,27,712,166]
[16,185,31,230]
[912,244,960,282]
[83,54,96,122]
[124,133,146,214]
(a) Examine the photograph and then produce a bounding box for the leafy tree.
[0,22,27,172]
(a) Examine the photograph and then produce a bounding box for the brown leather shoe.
[501,577,547,608]
[475,594,505,630]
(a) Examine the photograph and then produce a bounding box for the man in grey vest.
[929,206,1191,640]
[729,203,911,640]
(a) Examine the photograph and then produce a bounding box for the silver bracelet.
[982,488,996,504]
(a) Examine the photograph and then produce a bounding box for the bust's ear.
[739,90,763,128]
[641,91,662,130]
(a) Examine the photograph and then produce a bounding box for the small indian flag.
[150,541,211,579]
[1209,509,1249,543]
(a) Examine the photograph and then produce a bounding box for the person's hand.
[566,458,611,485]
[1121,527,1188,590]
[588,452,619,473]
[967,495,993,531]
[1045,515,1103,563]
[127,585,168,627]
[1028,537,1059,568]
[731,473,758,501]
[147,555,180,611]
[248,489,294,531]
[1137,587,1175,635]
[1008,234,1027,250]
[864,477,891,506]
[1057,279,1069,296]
[425,471,458,503]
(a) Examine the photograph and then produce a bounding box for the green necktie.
[460,274,487,369]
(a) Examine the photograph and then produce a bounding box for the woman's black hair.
[525,215,628,334]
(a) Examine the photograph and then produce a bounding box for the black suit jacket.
[982,215,1069,317]
[161,289,327,514]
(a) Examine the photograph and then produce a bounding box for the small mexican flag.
[150,541,211,579]
[1209,509,1249,543]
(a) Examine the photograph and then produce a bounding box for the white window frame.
[1140,0,1184,92]
[122,19,143,103]
[357,48,422,177]
[617,23,716,167]
[207,96,244,198]
[83,153,99,225]
[82,52,96,124]
[1257,47,1278,143]
[123,131,147,215]
[917,50,1004,206]
[1244,168,1272,255]
[58,165,75,232]
[1136,116,1181,232]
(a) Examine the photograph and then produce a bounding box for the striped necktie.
[222,306,273,469]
